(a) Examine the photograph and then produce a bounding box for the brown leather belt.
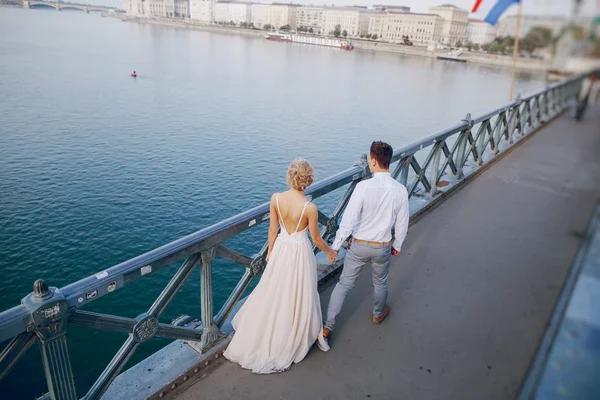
[352,238,391,248]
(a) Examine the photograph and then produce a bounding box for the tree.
[473,43,480,51]
[240,21,248,28]
[520,26,553,54]
[249,22,255,29]
[309,27,314,33]
[402,35,412,46]
[365,33,372,39]
[466,41,473,51]
[488,42,507,54]
[263,24,272,31]
[280,24,291,31]
[481,43,491,52]
[360,34,365,38]
[333,24,341,37]
[456,40,463,48]
[342,30,348,37]
[229,21,236,26]
[372,34,378,40]
[503,36,515,47]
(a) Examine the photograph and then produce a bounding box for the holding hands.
[327,250,338,263]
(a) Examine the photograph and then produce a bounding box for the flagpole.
[509,1,523,101]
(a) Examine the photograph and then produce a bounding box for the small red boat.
[131,71,137,77]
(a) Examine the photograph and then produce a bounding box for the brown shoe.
[373,305,390,324]
[323,327,331,338]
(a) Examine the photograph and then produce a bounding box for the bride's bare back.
[275,190,311,233]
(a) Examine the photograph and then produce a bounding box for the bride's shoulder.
[270,192,281,205]
[305,201,318,213]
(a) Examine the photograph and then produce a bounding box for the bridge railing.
[0,73,588,400]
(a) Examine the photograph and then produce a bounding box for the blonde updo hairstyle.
[287,158,314,191]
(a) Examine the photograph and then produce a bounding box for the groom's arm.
[392,187,410,254]
[332,184,365,251]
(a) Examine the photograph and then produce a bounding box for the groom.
[323,141,409,338]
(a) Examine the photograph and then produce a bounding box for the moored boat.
[265,33,354,50]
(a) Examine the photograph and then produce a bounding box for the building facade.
[323,7,370,37]
[213,2,229,23]
[147,0,175,18]
[466,19,496,45]
[174,0,189,18]
[123,0,148,17]
[296,6,325,33]
[251,4,271,28]
[269,4,298,30]
[190,0,214,22]
[496,15,567,38]
[373,5,410,12]
[369,12,443,45]
[428,4,468,46]
[214,1,251,25]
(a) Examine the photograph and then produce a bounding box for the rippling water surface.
[0,7,546,397]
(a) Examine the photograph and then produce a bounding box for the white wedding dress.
[224,194,330,374]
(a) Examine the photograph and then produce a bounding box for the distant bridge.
[2,0,117,13]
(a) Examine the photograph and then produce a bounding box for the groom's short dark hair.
[370,141,393,169]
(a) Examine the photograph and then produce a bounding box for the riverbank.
[118,16,551,71]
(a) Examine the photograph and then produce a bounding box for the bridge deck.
[178,107,600,400]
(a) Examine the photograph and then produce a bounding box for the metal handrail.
[0,72,589,400]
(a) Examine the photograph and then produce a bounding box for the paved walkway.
[179,107,600,400]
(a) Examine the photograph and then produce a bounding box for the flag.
[484,0,521,26]
[472,0,483,13]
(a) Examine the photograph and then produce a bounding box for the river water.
[0,7,547,398]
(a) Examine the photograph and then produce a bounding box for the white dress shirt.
[332,172,409,252]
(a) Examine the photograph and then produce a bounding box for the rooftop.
[388,11,439,17]
[430,3,468,11]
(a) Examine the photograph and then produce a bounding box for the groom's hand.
[391,248,400,256]
[328,251,338,263]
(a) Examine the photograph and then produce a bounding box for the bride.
[224,158,335,374]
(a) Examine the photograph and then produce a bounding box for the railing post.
[429,142,442,197]
[476,120,488,165]
[400,156,410,186]
[508,94,521,144]
[22,280,77,400]
[455,113,471,179]
[198,246,223,353]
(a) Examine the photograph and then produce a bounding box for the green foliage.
[333,24,341,37]
[520,26,553,54]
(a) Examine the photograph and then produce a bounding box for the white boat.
[266,33,354,50]
[437,48,467,62]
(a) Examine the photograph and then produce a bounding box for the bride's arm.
[306,204,335,257]
[266,194,279,262]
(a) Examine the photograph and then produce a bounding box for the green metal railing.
[0,73,587,400]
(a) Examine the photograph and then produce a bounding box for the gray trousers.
[324,242,391,331]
